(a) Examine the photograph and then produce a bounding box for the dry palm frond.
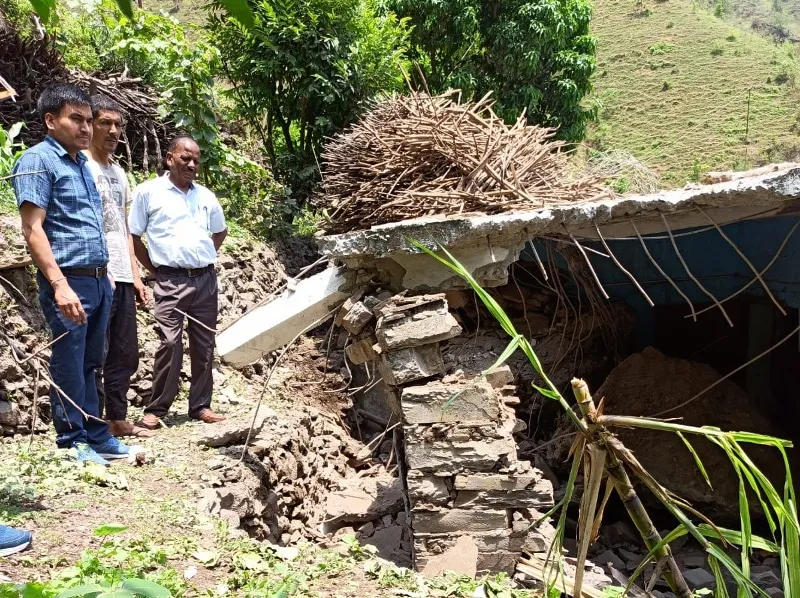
[314,92,610,234]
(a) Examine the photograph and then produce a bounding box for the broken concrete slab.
[217,267,353,367]
[318,166,800,263]
[401,381,500,424]
[378,344,445,385]
[412,508,508,534]
[420,534,479,578]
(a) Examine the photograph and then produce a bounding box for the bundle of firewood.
[314,92,609,234]
[0,17,174,173]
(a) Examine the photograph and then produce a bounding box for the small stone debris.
[682,568,717,589]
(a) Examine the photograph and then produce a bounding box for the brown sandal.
[109,420,157,438]
[137,414,162,431]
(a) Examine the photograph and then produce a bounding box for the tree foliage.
[389,0,598,141]
[208,0,410,197]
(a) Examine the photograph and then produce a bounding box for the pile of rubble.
[335,291,558,575]
[193,403,409,558]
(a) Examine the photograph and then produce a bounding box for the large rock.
[598,347,786,520]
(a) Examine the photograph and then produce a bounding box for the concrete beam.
[217,267,352,367]
[317,166,800,261]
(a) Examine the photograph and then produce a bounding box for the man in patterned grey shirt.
[85,95,153,439]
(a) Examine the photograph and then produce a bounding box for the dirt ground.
[0,390,391,597]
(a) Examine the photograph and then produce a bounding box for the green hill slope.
[589,0,800,186]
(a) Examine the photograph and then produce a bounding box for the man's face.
[92,109,124,154]
[166,140,201,188]
[45,103,93,153]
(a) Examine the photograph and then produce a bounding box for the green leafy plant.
[389,0,598,142]
[208,0,410,199]
[409,238,799,598]
[0,123,25,177]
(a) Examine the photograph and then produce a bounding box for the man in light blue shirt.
[129,135,228,430]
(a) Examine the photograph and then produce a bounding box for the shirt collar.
[45,135,87,164]
[161,172,196,194]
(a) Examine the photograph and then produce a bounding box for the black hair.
[37,83,91,125]
[90,94,127,122]
[167,134,198,154]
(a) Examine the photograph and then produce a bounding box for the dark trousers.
[38,272,113,449]
[96,282,139,421]
[146,269,217,419]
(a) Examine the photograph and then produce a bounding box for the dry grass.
[589,0,800,186]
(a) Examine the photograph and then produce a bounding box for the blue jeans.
[38,273,113,448]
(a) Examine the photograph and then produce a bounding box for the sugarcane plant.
[408,238,799,598]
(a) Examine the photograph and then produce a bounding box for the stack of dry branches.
[0,17,173,173]
[314,92,610,234]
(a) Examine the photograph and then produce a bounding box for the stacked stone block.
[368,293,556,575]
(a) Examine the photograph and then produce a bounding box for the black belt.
[157,265,214,277]
[61,267,108,278]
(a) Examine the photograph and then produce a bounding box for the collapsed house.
[217,94,800,589]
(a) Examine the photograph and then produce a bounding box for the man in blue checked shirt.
[12,84,131,465]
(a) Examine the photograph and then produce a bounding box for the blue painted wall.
[522,215,800,347]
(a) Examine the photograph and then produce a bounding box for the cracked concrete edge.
[317,166,800,260]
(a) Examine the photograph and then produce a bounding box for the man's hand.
[134,277,151,308]
[53,279,87,324]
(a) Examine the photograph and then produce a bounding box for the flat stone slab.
[404,426,517,473]
[412,508,508,533]
[191,406,277,448]
[401,381,500,424]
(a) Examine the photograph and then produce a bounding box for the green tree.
[389,0,597,141]
[208,0,410,197]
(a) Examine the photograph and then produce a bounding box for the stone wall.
[339,291,557,576]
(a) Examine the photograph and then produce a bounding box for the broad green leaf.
[55,585,105,598]
[112,0,134,19]
[217,0,255,28]
[120,579,171,598]
[93,523,128,537]
[29,0,53,23]
[97,592,135,598]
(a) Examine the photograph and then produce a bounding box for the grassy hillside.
[589,0,800,186]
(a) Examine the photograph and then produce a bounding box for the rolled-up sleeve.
[209,196,226,234]
[12,153,51,211]
[128,186,149,236]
